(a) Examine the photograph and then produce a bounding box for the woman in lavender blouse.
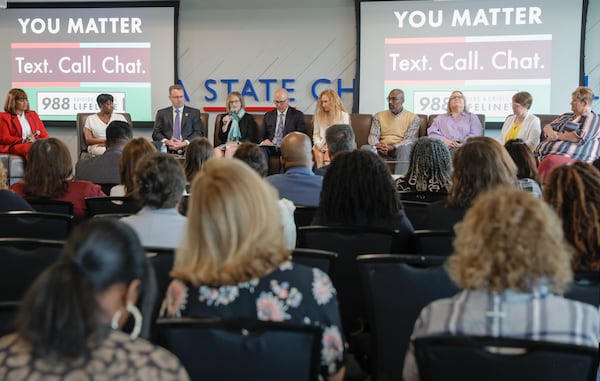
[427,90,484,149]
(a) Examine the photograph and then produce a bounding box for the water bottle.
[160,142,167,153]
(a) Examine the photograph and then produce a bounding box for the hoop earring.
[111,302,143,340]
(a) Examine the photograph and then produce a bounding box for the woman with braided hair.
[543,162,600,271]
[396,137,452,201]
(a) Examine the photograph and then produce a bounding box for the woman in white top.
[499,91,541,150]
[85,93,128,156]
[312,89,350,168]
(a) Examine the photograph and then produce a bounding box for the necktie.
[274,113,284,145]
[174,109,181,140]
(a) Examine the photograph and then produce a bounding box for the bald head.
[274,88,290,113]
[280,132,312,169]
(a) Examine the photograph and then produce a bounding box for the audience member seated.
[160,158,346,381]
[214,91,259,157]
[75,121,133,186]
[504,139,542,197]
[315,124,356,176]
[423,137,517,230]
[0,218,189,380]
[121,153,186,249]
[183,137,214,185]
[498,91,541,150]
[266,132,323,207]
[312,89,350,168]
[0,88,49,158]
[10,138,105,223]
[0,160,33,212]
[110,138,156,196]
[84,94,129,156]
[365,89,420,174]
[535,86,600,180]
[313,150,413,237]
[427,90,483,150]
[403,187,600,381]
[396,137,452,200]
[544,162,600,271]
[234,142,296,249]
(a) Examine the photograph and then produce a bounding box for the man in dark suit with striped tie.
[259,88,307,174]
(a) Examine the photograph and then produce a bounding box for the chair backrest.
[84,196,141,217]
[417,114,429,137]
[291,248,337,276]
[25,199,74,216]
[0,238,64,301]
[0,301,21,337]
[414,229,455,256]
[349,113,373,148]
[200,112,209,138]
[77,112,132,160]
[0,211,73,240]
[293,206,318,228]
[297,225,406,335]
[401,200,430,230]
[564,271,600,307]
[357,254,459,381]
[413,335,599,381]
[157,318,322,381]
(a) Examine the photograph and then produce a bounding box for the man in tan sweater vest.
[365,89,420,174]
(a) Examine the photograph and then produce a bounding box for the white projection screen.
[359,0,586,122]
[0,2,178,123]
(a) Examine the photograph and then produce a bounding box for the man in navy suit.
[259,88,307,173]
[152,84,204,153]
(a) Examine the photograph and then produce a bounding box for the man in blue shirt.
[266,132,323,207]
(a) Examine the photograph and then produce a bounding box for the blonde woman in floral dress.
[161,158,346,381]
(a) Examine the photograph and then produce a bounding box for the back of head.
[105,121,133,148]
[543,162,600,270]
[449,187,572,294]
[172,158,287,286]
[119,138,156,195]
[404,137,452,192]
[17,219,147,359]
[325,124,356,156]
[183,137,214,182]
[133,153,185,208]
[448,136,517,208]
[316,150,399,225]
[24,138,72,199]
[504,139,539,182]
[280,132,312,168]
[233,142,268,177]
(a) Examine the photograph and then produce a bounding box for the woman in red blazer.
[0,88,49,157]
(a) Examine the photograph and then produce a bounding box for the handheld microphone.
[34,130,40,137]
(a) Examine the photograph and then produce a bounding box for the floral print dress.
[161,261,346,377]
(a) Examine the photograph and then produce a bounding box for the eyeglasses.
[274,99,288,104]
[387,97,402,101]
[450,96,464,100]
[229,100,241,104]
[16,98,28,102]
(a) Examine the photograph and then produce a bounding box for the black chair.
[297,225,409,336]
[157,318,322,381]
[0,301,21,336]
[357,254,459,381]
[147,247,175,306]
[413,335,599,381]
[0,238,64,301]
[414,229,455,256]
[401,200,430,230]
[291,248,337,276]
[0,211,73,240]
[293,206,318,228]
[26,199,74,216]
[564,271,600,307]
[85,196,141,217]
